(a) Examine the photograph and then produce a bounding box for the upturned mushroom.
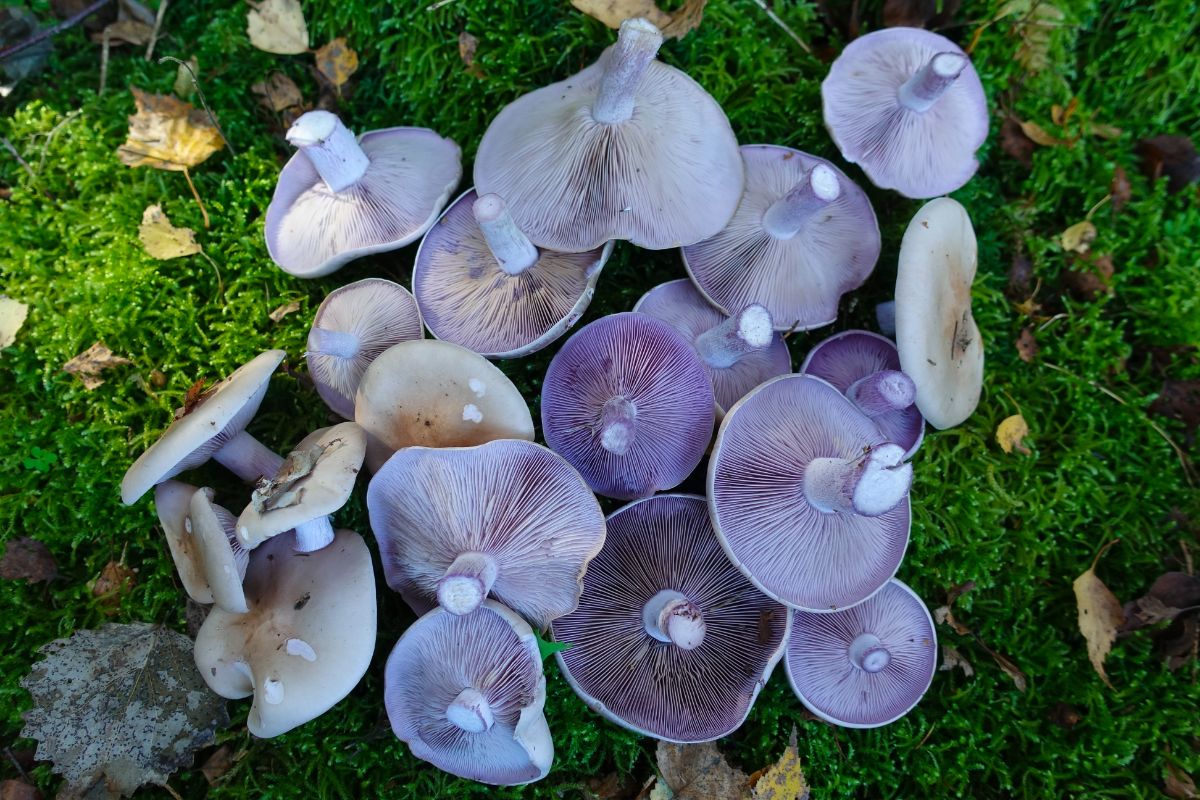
[541,313,715,500]
[708,374,911,611]
[194,528,376,738]
[307,278,424,420]
[552,494,789,742]
[895,197,984,429]
[822,28,988,198]
[266,110,462,278]
[412,190,612,358]
[682,145,880,332]
[367,439,606,627]
[154,481,248,614]
[384,600,553,785]
[474,18,743,251]
[633,279,792,416]
[354,340,534,472]
[786,578,937,728]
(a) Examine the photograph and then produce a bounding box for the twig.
[1,135,35,182]
[200,250,224,303]
[158,56,236,157]
[98,27,111,95]
[915,722,937,749]
[1182,538,1194,576]
[0,0,113,62]
[36,108,82,173]
[5,747,30,782]
[750,0,812,54]
[182,166,210,228]
[162,782,184,800]
[145,0,167,60]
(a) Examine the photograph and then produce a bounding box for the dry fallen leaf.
[1073,540,1124,688]
[92,18,153,46]
[172,55,199,98]
[655,739,749,800]
[1016,326,1038,362]
[0,295,29,349]
[247,0,308,54]
[138,204,202,259]
[750,726,807,800]
[1137,135,1200,194]
[1166,763,1198,799]
[572,0,708,39]
[1019,119,1070,147]
[939,645,975,677]
[251,71,304,112]
[1088,121,1122,140]
[1061,220,1097,253]
[119,88,224,171]
[1000,116,1035,168]
[996,414,1031,454]
[201,744,234,785]
[0,537,58,584]
[1111,165,1132,213]
[89,560,136,614]
[269,300,301,322]
[63,342,133,390]
[315,38,358,93]
[458,30,478,67]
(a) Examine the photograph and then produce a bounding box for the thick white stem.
[898,52,968,113]
[849,633,891,673]
[847,370,916,417]
[446,687,495,733]
[642,589,706,650]
[694,305,774,369]
[307,327,360,360]
[293,517,335,553]
[473,193,538,276]
[593,18,664,124]
[437,552,499,615]
[286,110,370,192]
[214,431,285,482]
[804,443,911,517]
[599,396,637,456]
[762,164,841,240]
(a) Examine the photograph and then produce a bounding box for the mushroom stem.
[446,687,495,733]
[847,370,916,417]
[593,18,664,125]
[598,396,638,456]
[292,518,335,553]
[694,305,775,369]
[213,431,285,483]
[307,327,361,360]
[285,110,370,193]
[642,589,706,650]
[848,633,891,673]
[473,193,539,276]
[804,443,912,517]
[761,164,841,240]
[437,552,499,615]
[898,52,968,113]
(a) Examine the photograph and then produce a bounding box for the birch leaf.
[246,0,308,54]
[138,205,201,259]
[1073,541,1124,688]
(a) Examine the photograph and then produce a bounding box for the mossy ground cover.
[1,0,1199,797]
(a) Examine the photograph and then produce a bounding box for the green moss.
[2,0,1199,798]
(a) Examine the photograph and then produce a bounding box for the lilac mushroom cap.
[367,440,606,627]
[786,578,937,728]
[552,494,789,743]
[265,110,462,278]
[384,600,553,785]
[821,27,988,198]
[307,278,424,419]
[633,279,792,416]
[473,18,743,251]
[708,374,911,611]
[541,313,715,500]
[153,481,248,613]
[683,145,881,332]
[413,189,613,358]
[801,330,924,457]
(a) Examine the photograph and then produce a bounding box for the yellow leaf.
[138,205,202,259]
[172,56,199,98]
[1061,220,1097,253]
[995,414,1031,454]
[1073,541,1124,688]
[751,726,807,800]
[315,38,359,92]
[0,295,29,349]
[63,342,132,390]
[268,300,301,322]
[571,0,708,39]
[1018,120,1069,147]
[251,71,303,112]
[118,88,224,171]
[246,0,309,55]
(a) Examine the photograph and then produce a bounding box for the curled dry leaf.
[119,88,224,171]
[63,342,132,390]
[1061,221,1097,253]
[315,38,359,93]
[1073,541,1124,688]
[1019,120,1070,147]
[571,0,709,39]
[1111,165,1132,213]
[654,739,749,800]
[0,537,58,583]
[138,204,202,260]
[246,0,308,54]
[268,300,301,322]
[939,645,974,677]
[751,726,808,800]
[90,560,136,614]
[996,414,1031,454]
[0,294,29,349]
[200,744,234,785]
[1016,327,1038,362]
[251,71,304,113]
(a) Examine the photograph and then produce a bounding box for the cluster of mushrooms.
[120,19,989,786]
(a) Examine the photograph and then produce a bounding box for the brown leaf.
[1088,121,1122,140]
[571,0,708,39]
[1063,253,1114,301]
[933,605,972,636]
[659,0,707,38]
[315,38,359,94]
[0,779,42,800]
[991,650,1028,691]
[1121,595,1185,630]
[939,645,974,677]
[91,19,153,46]
[119,88,224,171]
[89,560,137,614]
[1020,119,1069,147]
[1158,615,1200,670]
[1149,379,1200,437]
[883,0,961,28]
[1137,135,1200,194]
[1073,541,1124,688]
[655,739,750,800]
[458,30,478,67]
[251,71,304,113]
[1048,702,1082,729]
[138,204,202,259]
[1120,572,1200,633]
[1016,326,1039,362]
[268,300,301,322]
[63,342,133,390]
[1007,253,1034,299]
[1000,116,1035,168]
[201,745,234,785]
[0,537,57,583]
[247,0,309,54]
[1111,165,1132,212]
[0,294,29,349]
[1166,764,1198,800]
[587,772,637,800]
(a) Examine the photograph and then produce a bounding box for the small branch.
[750,0,812,54]
[159,56,236,157]
[0,0,113,62]
[145,0,168,61]
[1,135,35,182]
[182,166,209,228]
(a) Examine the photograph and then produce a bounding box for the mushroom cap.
[266,126,462,278]
[552,494,790,743]
[235,422,366,548]
[707,373,910,611]
[412,188,613,358]
[632,279,792,415]
[367,440,606,628]
[473,30,742,251]
[187,486,249,614]
[785,578,936,728]
[384,599,552,786]
[894,197,983,429]
[821,27,988,198]
[307,279,424,419]
[121,350,285,505]
[683,145,881,331]
[354,339,534,472]
[193,528,376,738]
[800,330,925,456]
[541,312,715,500]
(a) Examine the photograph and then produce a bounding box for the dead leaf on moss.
[315,38,358,94]
[458,30,478,66]
[1111,165,1132,212]
[0,537,57,583]
[119,88,224,171]
[750,726,807,800]
[268,300,301,322]
[1000,116,1035,168]
[1137,135,1200,194]
[1020,119,1069,147]
[139,204,202,259]
[252,71,304,112]
[1016,327,1038,362]
[939,645,974,677]
[63,342,133,390]
[172,56,199,98]
[1166,764,1198,799]
[572,0,708,39]
[0,779,41,800]
[1088,121,1122,140]
[654,739,749,800]
[1061,220,1097,253]
[1073,540,1123,688]
[1000,0,1065,74]
[247,0,308,54]
[201,744,234,785]
[996,414,1031,454]
[91,18,153,46]
[0,295,29,349]
[89,560,136,613]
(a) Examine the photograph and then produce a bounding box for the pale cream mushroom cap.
[154,482,248,613]
[894,197,984,429]
[354,340,534,472]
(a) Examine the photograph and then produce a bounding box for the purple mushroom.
[307,278,424,420]
[412,189,613,358]
[821,27,988,198]
[541,313,715,500]
[708,374,911,611]
[473,18,742,251]
[800,330,924,457]
[552,494,789,742]
[366,439,606,627]
[683,145,881,332]
[632,279,792,416]
[786,578,937,728]
[265,110,462,278]
[384,600,553,785]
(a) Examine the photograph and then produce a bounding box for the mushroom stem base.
[847,370,916,417]
[437,552,499,615]
[804,443,912,517]
[694,305,774,369]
